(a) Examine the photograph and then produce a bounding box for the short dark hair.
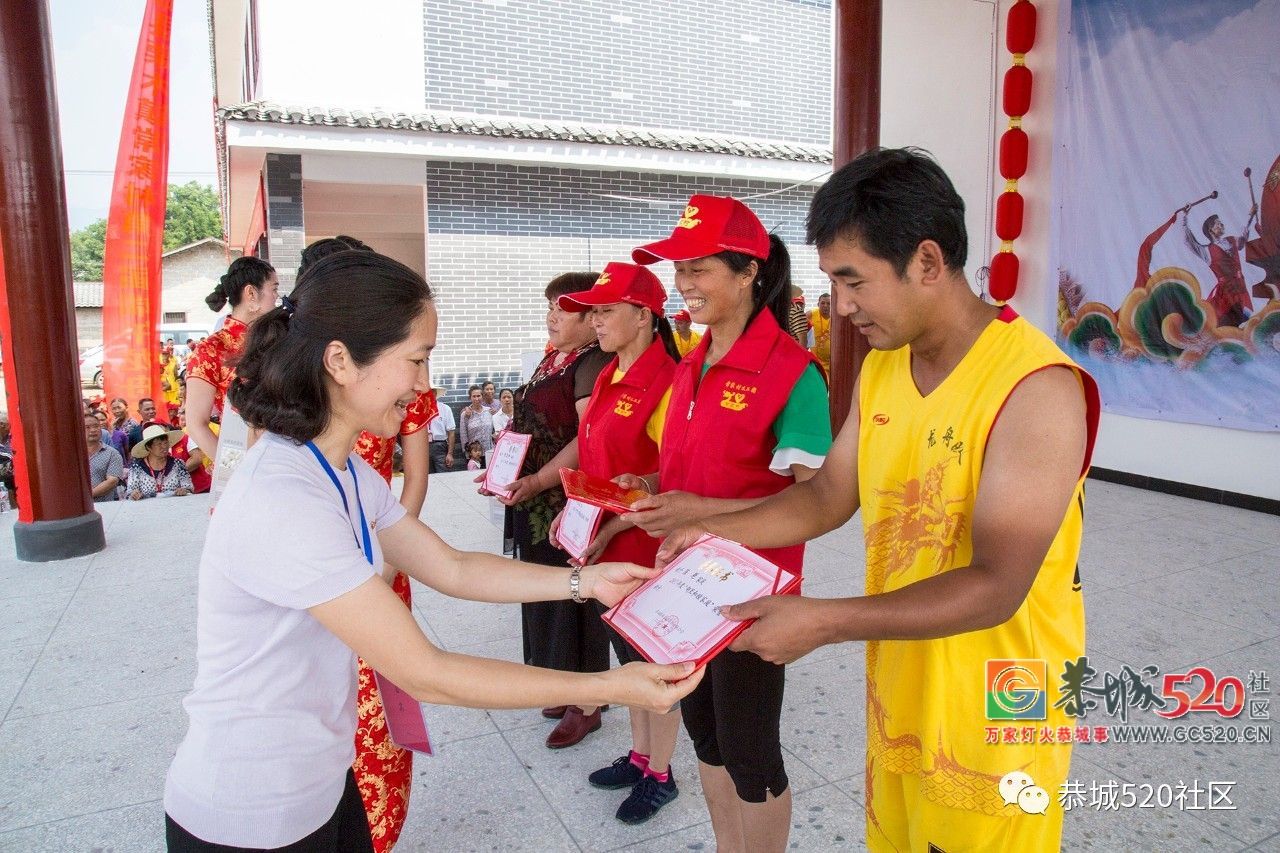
[806,147,968,275]
[139,397,155,408]
[545,272,598,301]
[228,251,433,443]
[468,384,482,394]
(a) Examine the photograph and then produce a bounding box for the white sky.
[50,0,218,229]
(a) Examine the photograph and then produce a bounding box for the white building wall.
[253,0,425,111]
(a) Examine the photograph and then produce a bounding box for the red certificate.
[373,672,433,755]
[559,468,650,514]
[483,431,531,500]
[602,534,800,667]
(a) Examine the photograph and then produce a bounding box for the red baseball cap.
[558,262,668,315]
[632,194,771,264]
[673,309,691,323]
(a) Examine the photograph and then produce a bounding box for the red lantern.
[1003,65,1033,117]
[1007,0,1037,54]
[996,191,1024,241]
[990,252,1020,302]
[999,128,1029,179]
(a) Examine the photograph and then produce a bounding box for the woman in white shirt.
[491,387,514,436]
[163,251,702,852]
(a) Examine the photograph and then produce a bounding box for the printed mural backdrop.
[1053,0,1280,431]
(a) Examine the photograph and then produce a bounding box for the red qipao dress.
[185,316,248,423]
[349,389,437,851]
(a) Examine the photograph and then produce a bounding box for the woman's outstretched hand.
[605,661,704,714]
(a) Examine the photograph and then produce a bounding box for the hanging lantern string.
[990,0,1037,304]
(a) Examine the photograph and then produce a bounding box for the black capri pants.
[165,769,373,852]
[680,647,789,803]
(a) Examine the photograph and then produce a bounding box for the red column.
[829,0,882,432]
[0,2,105,560]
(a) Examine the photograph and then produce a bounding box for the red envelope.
[559,468,650,514]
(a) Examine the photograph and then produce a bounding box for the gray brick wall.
[425,161,824,389]
[264,153,305,292]
[422,0,832,145]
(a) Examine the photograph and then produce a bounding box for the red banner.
[101,0,173,411]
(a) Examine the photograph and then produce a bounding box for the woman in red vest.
[626,195,832,852]
[550,262,685,825]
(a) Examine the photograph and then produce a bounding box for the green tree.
[70,218,107,281]
[68,181,223,281]
[163,181,222,251]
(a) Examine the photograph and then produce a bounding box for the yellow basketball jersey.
[857,307,1099,815]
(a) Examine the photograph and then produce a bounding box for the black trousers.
[428,440,455,473]
[680,648,789,803]
[165,769,373,852]
[514,521,609,675]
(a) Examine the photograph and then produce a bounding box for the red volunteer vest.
[660,309,816,573]
[579,337,678,566]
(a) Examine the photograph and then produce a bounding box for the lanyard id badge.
[305,441,433,755]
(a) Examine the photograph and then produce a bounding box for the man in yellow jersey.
[659,147,1099,852]
[671,309,702,357]
[808,292,832,373]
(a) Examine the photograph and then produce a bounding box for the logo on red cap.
[677,205,702,230]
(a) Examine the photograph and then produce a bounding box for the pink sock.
[629,750,650,770]
[644,766,670,783]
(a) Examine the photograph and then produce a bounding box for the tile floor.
[0,473,1275,851]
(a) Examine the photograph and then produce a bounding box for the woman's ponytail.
[752,234,792,328]
[207,257,275,313]
[718,233,793,329]
[654,314,682,362]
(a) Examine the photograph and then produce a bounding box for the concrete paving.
[0,472,1276,851]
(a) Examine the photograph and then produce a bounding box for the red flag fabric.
[101,0,173,410]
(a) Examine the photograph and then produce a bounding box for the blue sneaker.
[616,772,679,824]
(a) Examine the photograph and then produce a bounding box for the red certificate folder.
[559,468,650,514]
[483,431,531,500]
[373,672,433,755]
[601,534,800,667]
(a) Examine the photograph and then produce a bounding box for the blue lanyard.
[304,441,373,565]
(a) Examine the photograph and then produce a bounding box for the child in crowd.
[465,440,485,470]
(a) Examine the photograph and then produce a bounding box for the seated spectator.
[171,431,212,495]
[93,409,127,460]
[0,413,15,499]
[127,424,193,500]
[427,388,458,472]
[85,413,124,503]
[128,398,174,448]
[492,388,515,435]
[465,440,486,470]
[458,384,495,465]
[109,397,139,456]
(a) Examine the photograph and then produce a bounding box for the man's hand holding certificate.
[602,534,799,667]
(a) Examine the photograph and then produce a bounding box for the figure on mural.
[1181,193,1259,326]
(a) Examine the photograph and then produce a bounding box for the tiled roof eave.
[217,101,833,165]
